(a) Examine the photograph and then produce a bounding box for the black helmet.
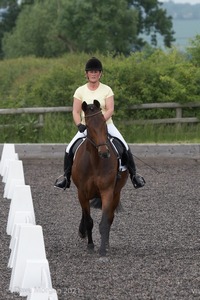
[85,57,103,71]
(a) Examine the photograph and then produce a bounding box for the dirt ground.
[0,156,200,300]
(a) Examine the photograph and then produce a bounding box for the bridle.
[84,110,102,119]
[85,110,109,154]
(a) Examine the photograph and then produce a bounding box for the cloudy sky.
[162,0,200,3]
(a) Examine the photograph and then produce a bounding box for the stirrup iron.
[132,174,145,189]
[54,174,70,190]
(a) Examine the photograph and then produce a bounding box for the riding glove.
[77,123,87,133]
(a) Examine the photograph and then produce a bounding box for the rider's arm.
[104,96,114,121]
[73,98,82,125]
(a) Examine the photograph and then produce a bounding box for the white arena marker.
[9,222,23,250]
[27,288,58,300]
[2,155,19,183]
[9,225,47,294]
[7,179,25,200]
[3,160,25,199]
[8,210,36,239]
[8,211,35,268]
[3,159,24,190]
[19,259,52,297]
[0,143,16,176]
[7,185,35,235]
[8,235,18,269]
[8,223,34,269]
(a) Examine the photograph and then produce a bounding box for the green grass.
[0,115,199,144]
[116,123,200,144]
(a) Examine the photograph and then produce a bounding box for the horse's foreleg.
[99,191,121,256]
[99,211,113,256]
[78,195,94,250]
[79,211,86,238]
[84,211,94,249]
[79,211,94,248]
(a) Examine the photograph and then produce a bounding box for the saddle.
[69,138,85,157]
[109,136,127,168]
[70,136,127,169]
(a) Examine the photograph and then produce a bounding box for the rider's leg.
[54,151,73,189]
[107,123,145,188]
[54,130,86,190]
[126,147,145,188]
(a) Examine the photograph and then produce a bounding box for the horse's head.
[82,100,110,158]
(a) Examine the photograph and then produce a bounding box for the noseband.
[85,110,109,153]
[84,110,102,119]
[86,136,109,151]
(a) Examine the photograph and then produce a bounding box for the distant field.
[144,19,200,50]
[170,19,200,48]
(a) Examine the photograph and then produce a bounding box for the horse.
[72,99,128,256]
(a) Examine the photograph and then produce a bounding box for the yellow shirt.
[73,82,114,124]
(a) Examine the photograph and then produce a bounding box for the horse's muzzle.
[98,145,110,159]
[99,151,110,159]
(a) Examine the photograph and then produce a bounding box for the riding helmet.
[85,57,103,71]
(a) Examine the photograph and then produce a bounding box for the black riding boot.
[54,152,73,190]
[127,148,145,189]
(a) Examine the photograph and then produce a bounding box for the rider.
[54,57,145,190]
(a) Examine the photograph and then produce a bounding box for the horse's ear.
[82,101,88,112]
[93,99,100,109]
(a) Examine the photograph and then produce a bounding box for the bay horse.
[72,99,128,256]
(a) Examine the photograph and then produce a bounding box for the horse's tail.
[90,197,102,209]
[90,197,124,213]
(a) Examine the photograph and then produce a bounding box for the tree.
[56,0,138,55]
[2,0,139,57]
[187,35,200,66]
[1,0,175,58]
[0,0,21,58]
[130,0,175,48]
[0,1,36,58]
[2,1,63,58]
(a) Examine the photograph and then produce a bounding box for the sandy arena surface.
[0,156,200,300]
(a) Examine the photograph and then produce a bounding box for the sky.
[162,0,200,3]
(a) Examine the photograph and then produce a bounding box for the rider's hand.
[77,123,87,133]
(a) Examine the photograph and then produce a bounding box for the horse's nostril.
[106,152,110,158]
[100,151,110,159]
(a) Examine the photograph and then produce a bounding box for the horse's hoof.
[78,230,86,239]
[87,243,94,251]
[98,256,109,263]
[99,249,107,257]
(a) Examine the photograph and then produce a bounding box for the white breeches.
[66,123,128,153]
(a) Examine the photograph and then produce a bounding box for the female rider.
[54,57,145,189]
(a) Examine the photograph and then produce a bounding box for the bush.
[0,50,200,143]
